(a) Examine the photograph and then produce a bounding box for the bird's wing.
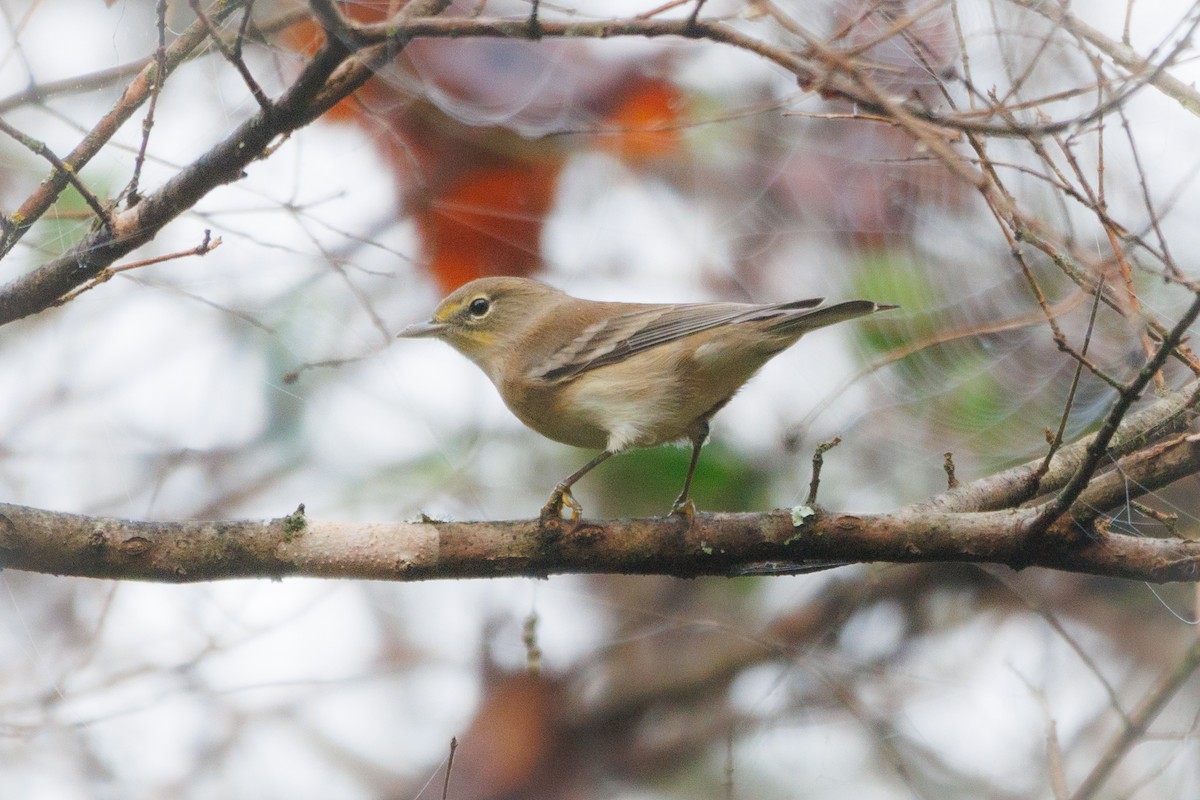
[535,298,825,382]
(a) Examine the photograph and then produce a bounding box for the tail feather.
[768,300,896,335]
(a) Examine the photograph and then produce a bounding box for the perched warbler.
[397,277,894,521]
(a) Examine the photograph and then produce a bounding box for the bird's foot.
[670,497,697,520]
[540,485,583,524]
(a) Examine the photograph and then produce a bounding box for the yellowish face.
[429,287,502,353]
[401,277,559,378]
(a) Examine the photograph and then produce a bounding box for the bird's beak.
[396,319,447,339]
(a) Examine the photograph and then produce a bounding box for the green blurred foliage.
[591,440,773,517]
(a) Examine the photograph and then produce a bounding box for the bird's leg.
[671,422,709,517]
[540,450,614,522]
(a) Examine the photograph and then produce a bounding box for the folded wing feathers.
[536,297,885,382]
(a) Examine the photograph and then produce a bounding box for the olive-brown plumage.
[398,277,894,520]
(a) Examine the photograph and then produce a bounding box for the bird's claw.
[670,497,697,519]
[540,485,583,523]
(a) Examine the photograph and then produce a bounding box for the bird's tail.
[767,299,897,336]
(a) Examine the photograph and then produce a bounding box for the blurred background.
[2,0,1200,797]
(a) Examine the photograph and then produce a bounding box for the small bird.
[397,277,894,521]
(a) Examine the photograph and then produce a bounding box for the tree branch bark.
[2,497,1199,584]
[3,369,1198,585]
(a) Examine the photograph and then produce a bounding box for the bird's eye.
[468,297,491,318]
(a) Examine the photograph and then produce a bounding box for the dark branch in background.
[0,0,452,328]
[0,0,246,262]
[1069,639,1200,800]
[0,3,1194,327]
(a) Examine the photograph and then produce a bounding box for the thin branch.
[0,116,112,225]
[805,437,841,506]
[127,0,168,205]
[54,231,222,306]
[944,453,959,490]
[347,12,1189,140]
[1069,639,1200,800]
[917,377,1199,514]
[6,2,1183,329]
[0,0,451,327]
[441,737,458,800]
[1030,293,1200,539]
[984,565,1129,723]
[0,8,309,115]
[190,0,271,112]
[1010,0,1200,118]
[1035,278,1105,484]
[0,0,247,260]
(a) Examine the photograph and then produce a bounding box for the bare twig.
[127,0,168,205]
[1069,639,1200,800]
[0,0,247,260]
[0,116,111,225]
[805,437,842,506]
[1010,0,1200,118]
[1035,278,1106,486]
[1029,293,1200,539]
[523,612,542,673]
[441,737,458,800]
[944,453,959,490]
[0,0,450,327]
[189,0,271,111]
[0,7,308,115]
[54,231,222,306]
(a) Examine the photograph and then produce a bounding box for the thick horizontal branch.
[2,500,1198,585]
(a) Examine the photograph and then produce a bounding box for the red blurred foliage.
[416,670,571,800]
[593,75,684,165]
[778,1,967,249]
[281,3,688,293]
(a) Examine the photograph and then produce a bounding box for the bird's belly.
[505,373,695,452]
[505,339,769,453]
[560,372,695,451]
